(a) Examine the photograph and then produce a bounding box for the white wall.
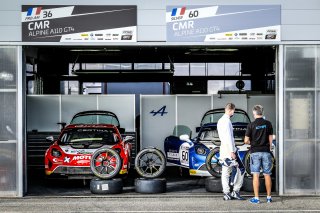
[1,0,320,41]
[27,95,136,132]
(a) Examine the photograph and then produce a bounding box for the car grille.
[53,166,92,175]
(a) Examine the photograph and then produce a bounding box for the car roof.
[72,110,118,117]
[204,108,248,115]
[64,124,117,130]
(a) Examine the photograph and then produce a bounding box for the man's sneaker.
[231,191,245,200]
[249,197,260,204]
[267,197,272,203]
[223,193,232,201]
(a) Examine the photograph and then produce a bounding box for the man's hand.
[244,136,250,144]
[231,152,236,159]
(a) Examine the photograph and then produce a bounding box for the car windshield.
[59,128,116,145]
[70,114,120,126]
[201,111,250,126]
[199,128,219,141]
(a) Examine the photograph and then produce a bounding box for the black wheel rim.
[137,152,164,177]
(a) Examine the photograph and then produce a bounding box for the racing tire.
[90,148,122,180]
[135,148,166,178]
[205,147,222,178]
[135,178,166,194]
[243,176,276,192]
[244,152,275,178]
[90,178,123,194]
[205,177,223,193]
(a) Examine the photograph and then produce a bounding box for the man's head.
[253,105,264,119]
[224,103,235,117]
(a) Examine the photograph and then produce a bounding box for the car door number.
[179,143,190,166]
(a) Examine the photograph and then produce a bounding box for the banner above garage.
[166,5,281,42]
[22,5,137,42]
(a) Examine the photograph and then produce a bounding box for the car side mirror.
[196,127,201,133]
[179,134,190,142]
[119,127,125,134]
[123,135,134,142]
[46,136,54,142]
[57,122,67,129]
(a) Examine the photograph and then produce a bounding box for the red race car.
[45,124,132,179]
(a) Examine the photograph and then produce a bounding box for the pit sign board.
[166,5,281,42]
[22,5,137,42]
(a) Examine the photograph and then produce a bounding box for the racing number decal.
[179,143,190,166]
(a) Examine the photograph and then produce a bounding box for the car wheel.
[135,148,166,178]
[244,152,275,178]
[90,148,122,179]
[135,178,166,194]
[205,177,222,193]
[90,178,123,194]
[205,147,222,178]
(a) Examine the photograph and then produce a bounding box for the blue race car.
[164,108,251,177]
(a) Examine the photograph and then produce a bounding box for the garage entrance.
[24,45,277,196]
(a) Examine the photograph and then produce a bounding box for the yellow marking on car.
[70,138,102,142]
[119,169,128,174]
[189,169,197,175]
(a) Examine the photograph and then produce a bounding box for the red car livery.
[45,124,132,179]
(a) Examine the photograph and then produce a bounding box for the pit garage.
[23,44,278,196]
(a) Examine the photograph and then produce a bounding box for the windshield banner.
[166,5,281,42]
[22,5,137,42]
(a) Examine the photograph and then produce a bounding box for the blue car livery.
[164,108,251,177]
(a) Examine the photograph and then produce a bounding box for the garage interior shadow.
[25,45,276,196]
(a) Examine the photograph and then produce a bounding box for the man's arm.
[269,135,273,150]
[244,136,250,144]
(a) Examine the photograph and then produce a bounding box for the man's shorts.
[250,152,273,175]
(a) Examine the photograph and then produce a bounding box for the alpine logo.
[26,7,42,16]
[150,105,168,116]
[171,7,186,16]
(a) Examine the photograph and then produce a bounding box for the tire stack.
[89,148,124,194]
[134,148,167,194]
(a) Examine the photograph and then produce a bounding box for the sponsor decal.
[95,34,103,36]
[72,155,91,161]
[121,35,132,40]
[249,38,256,40]
[81,34,88,37]
[250,33,255,36]
[256,33,263,36]
[167,152,179,159]
[241,37,248,40]
[112,34,119,36]
[76,160,90,164]
[234,33,238,36]
[265,29,277,39]
[53,158,58,163]
[122,30,133,35]
[239,33,247,36]
[64,156,70,163]
[225,33,232,36]
[97,38,103,40]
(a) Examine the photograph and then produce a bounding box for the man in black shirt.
[244,105,273,204]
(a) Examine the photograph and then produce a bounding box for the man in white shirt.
[217,103,245,200]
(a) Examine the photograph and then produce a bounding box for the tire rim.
[137,152,164,177]
[92,150,118,178]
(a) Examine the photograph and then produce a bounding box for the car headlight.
[196,147,206,155]
[51,148,62,157]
